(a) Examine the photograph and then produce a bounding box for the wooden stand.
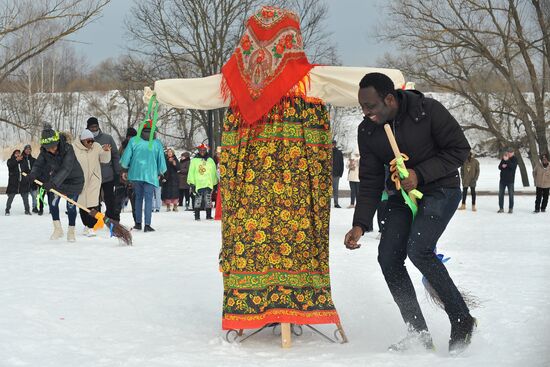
[225,322,348,347]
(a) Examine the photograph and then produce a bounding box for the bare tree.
[379,0,550,186]
[0,0,110,84]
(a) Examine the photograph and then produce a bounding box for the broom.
[22,173,132,245]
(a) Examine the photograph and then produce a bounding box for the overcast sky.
[69,0,391,68]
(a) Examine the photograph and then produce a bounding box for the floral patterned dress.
[219,95,340,330]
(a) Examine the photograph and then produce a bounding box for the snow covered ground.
[0,177,548,366]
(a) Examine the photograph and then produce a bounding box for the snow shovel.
[22,173,132,245]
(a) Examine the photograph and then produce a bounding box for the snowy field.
[0,182,548,366]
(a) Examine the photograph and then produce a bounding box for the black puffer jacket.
[353,90,470,232]
[30,134,84,195]
[6,151,29,194]
[498,156,517,183]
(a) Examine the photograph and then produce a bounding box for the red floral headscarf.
[221,6,313,125]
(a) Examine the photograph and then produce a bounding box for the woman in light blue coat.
[120,121,167,232]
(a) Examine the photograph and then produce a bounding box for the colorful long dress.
[219,95,339,329]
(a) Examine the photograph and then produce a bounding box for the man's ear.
[385,94,397,108]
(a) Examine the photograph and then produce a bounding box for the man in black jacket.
[497,147,517,213]
[332,140,344,208]
[344,73,475,354]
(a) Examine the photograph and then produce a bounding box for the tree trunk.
[515,152,530,187]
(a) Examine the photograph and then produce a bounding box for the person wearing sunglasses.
[73,129,111,237]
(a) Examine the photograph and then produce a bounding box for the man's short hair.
[359,72,396,100]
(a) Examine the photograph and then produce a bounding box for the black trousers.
[179,188,191,206]
[461,186,476,205]
[100,180,118,221]
[378,188,470,331]
[535,187,549,211]
[80,205,100,228]
[6,192,30,212]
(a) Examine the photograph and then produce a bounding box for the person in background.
[29,124,84,242]
[116,127,138,223]
[161,148,181,211]
[178,152,192,209]
[458,152,480,212]
[5,149,31,215]
[152,180,162,213]
[533,153,550,213]
[86,117,121,221]
[73,129,111,237]
[187,143,218,220]
[498,147,518,213]
[347,151,360,208]
[21,145,38,213]
[120,120,167,232]
[332,140,344,208]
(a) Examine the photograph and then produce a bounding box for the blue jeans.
[48,192,78,226]
[378,188,470,330]
[349,181,359,205]
[498,181,514,209]
[152,185,162,210]
[133,181,154,225]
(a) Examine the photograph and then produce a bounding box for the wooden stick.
[383,124,402,159]
[336,323,349,343]
[281,323,291,348]
[22,173,91,213]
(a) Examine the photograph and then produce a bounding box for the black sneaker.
[144,225,155,232]
[133,223,142,230]
[542,209,546,213]
[24,210,31,215]
[32,207,38,213]
[38,210,43,216]
[334,204,341,208]
[449,316,477,355]
[5,210,9,216]
[534,209,540,213]
[388,329,434,352]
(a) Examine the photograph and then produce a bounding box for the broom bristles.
[89,209,133,245]
[423,279,481,310]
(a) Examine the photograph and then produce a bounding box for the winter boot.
[67,226,76,242]
[497,208,504,213]
[50,220,64,240]
[388,329,434,352]
[144,224,155,232]
[24,210,32,215]
[206,208,213,220]
[173,205,178,212]
[133,223,142,230]
[508,208,513,214]
[449,316,477,355]
[166,204,172,212]
[32,207,38,213]
[471,205,477,212]
[5,209,9,216]
[195,209,200,221]
[458,203,466,210]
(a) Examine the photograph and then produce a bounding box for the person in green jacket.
[120,121,167,232]
[187,143,218,220]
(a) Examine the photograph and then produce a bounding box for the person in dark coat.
[21,145,40,213]
[28,125,85,242]
[344,73,475,354]
[86,117,121,221]
[116,127,138,223]
[458,152,480,211]
[161,148,181,211]
[178,152,192,209]
[332,140,344,208]
[497,147,518,213]
[5,149,31,215]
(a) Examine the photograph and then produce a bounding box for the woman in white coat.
[73,129,111,236]
[347,151,360,208]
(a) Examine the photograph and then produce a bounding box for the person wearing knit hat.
[30,124,85,242]
[85,116,122,222]
[73,129,111,236]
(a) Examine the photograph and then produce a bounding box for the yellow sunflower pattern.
[219,96,340,330]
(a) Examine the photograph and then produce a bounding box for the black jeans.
[349,181,359,205]
[535,187,549,211]
[100,180,118,221]
[378,188,470,331]
[80,205,100,228]
[6,192,30,212]
[461,186,476,205]
[498,181,514,209]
